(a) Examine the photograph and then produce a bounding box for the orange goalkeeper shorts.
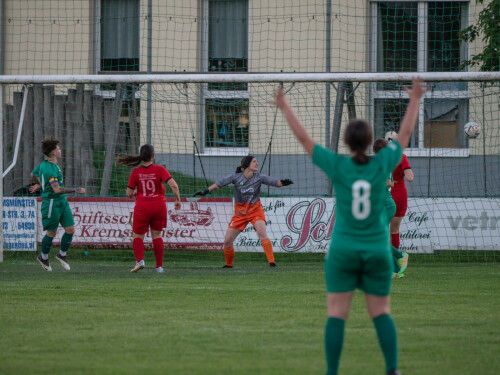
[228,203,266,231]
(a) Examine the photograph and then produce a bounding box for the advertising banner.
[23,196,500,252]
[2,197,37,251]
[35,197,233,250]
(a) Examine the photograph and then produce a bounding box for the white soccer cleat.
[156,267,164,273]
[37,254,52,272]
[131,260,145,273]
[55,253,71,271]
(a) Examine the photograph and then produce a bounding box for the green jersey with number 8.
[312,141,402,247]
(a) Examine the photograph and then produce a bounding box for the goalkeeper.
[194,156,293,267]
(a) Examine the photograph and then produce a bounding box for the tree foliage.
[459,0,500,71]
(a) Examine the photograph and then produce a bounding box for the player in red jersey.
[116,144,181,273]
[386,132,413,273]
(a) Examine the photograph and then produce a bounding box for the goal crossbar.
[0,72,499,84]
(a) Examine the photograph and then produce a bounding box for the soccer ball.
[385,131,398,143]
[464,122,481,138]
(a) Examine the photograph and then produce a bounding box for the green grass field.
[1,256,499,375]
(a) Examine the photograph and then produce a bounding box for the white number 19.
[352,180,371,220]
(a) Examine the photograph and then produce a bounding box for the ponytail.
[116,144,155,168]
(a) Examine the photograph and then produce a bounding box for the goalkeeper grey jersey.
[216,172,279,205]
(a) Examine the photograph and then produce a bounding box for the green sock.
[391,245,404,259]
[60,233,73,253]
[325,317,345,375]
[41,235,54,255]
[373,314,398,373]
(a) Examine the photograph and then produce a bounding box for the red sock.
[261,238,275,263]
[153,238,164,268]
[133,238,145,262]
[391,233,400,249]
[224,246,234,267]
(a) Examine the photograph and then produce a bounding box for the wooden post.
[54,95,65,145]
[129,99,139,153]
[23,86,34,185]
[92,95,104,148]
[54,95,66,178]
[83,89,97,195]
[43,86,55,138]
[330,82,345,153]
[71,84,84,187]
[100,84,125,196]
[3,104,13,195]
[345,82,357,121]
[33,85,44,168]
[64,90,75,187]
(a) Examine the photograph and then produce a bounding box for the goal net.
[1,73,499,264]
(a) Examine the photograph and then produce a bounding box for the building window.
[100,0,140,72]
[371,1,469,154]
[203,0,249,153]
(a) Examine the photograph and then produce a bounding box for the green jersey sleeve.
[375,140,402,175]
[32,164,41,177]
[312,144,342,181]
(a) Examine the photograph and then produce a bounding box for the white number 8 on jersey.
[352,180,371,220]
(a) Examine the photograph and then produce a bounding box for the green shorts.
[41,198,75,231]
[325,238,393,296]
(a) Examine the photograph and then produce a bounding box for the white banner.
[2,198,37,251]
[21,196,500,252]
[35,198,233,250]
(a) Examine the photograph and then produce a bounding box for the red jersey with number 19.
[128,164,172,203]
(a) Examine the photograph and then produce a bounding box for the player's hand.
[404,78,428,99]
[76,187,86,194]
[174,201,181,210]
[193,189,210,197]
[29,184,41,193]
[273,86,287,109]
[280,179,293,186]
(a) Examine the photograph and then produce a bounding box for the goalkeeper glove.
[280,179,293,186]
[193,189,210,197]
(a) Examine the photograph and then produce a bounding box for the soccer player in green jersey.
[373,138,408,278]
[29,138,86,271]
[274,78,427,375]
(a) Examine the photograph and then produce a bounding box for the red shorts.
[391,186,408,217]
[228,207,266,231]
[132,200,167,234]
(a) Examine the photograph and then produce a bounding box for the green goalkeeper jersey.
[32,161,67,200]
[312,141,402,245]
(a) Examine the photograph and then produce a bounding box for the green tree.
[459,0,500,71]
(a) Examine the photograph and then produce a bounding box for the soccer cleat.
[222,265,233,268]
[393,272,405,279]
[130,260,145,273]
[156,267,164,273]
[37,254,52,271]
[397,252,409,274]
[269,262,277,267]
[55,253,71,271]
[388,369,402,375]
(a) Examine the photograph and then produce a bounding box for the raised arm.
[167,178,182,210]
[396,78,428,151]
[274,86,316,156]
